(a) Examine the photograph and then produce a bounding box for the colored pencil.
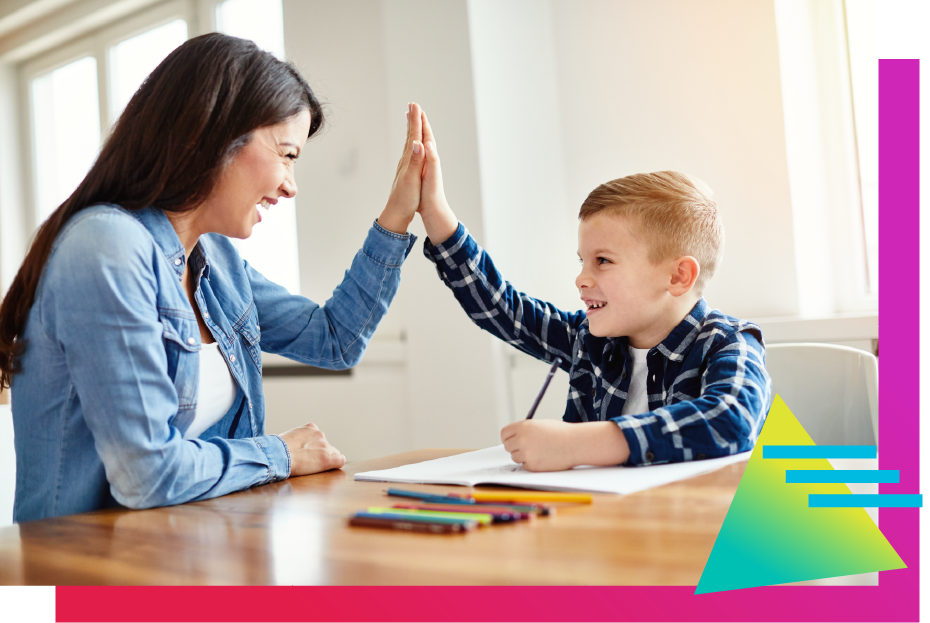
[352,511,479,529]
[451,491,593,504]
[349,516,468,533]
[385,488,476,505]
[367,507,494,526]
[390,503,528,522]
[525,357,563,419]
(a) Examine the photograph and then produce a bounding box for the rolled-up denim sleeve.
[611,329,771,465]
[42,212,290,509]
[249,220,416,368]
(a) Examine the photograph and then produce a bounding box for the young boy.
[414,114,771,472]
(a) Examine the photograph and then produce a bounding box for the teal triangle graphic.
[695,395,906,594]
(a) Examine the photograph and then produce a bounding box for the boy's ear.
[668,256,700,297]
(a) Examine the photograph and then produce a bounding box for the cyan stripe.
[787,470,899,484]
[809,494,923,508]
[763,445,877,459]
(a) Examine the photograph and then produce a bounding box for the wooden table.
[0,449,746,585]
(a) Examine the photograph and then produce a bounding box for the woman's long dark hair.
[0,33,324,390]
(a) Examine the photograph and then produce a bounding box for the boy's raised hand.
[417,110,459,245]
[378,103,426,234]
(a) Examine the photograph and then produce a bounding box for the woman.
[0,33,427,523]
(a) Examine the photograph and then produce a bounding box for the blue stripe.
[763,445,877,459]
[809,494,923,508]
[787,470,899,483]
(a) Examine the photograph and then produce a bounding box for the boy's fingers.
[421,110,435,147]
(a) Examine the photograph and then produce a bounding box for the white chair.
[765,343,880,587]
[764,343,878,446]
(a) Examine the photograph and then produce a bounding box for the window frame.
[18,0,196,235]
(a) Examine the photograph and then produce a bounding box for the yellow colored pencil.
[464,492,593,504]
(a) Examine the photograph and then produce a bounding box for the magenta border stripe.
[877,57,921,614]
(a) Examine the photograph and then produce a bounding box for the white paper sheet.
[354,445,751,495]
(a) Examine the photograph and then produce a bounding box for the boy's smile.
[576,212,692,348]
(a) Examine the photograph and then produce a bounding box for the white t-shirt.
[184,342,237,439]
[620,346,650,416]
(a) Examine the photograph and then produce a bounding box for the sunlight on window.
[845,0,879,294]
[109,19,188,125]
[32,57,101,224]
[217,0,301,295]
[216,0,285,60]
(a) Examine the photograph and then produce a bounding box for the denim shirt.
[11,205,414,523]
[424,224,772,465]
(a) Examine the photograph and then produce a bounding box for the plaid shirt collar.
[583,298,710,367]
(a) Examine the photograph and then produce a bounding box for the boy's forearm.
[570,422,631,467]
[420,203,458,246]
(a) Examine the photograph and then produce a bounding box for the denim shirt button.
[187,337,195,345]
[203,312,209,319]
[174,258,182,266]
[229,355,236,363]
[645,451,655,462]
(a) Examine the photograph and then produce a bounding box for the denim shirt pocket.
[232,301,262,372]
[158,308,201,426]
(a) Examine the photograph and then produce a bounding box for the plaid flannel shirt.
[424,224,772,466]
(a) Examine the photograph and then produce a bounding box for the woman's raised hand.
[418,110,459,245]
[279,422,346,476]
[378,103,426,235]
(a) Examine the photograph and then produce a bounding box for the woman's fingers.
[395,103,424,177]
[408,103,423,147]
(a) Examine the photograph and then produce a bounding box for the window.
[23,1,192,232]
[31,57,101,224]
[772,0,876,315]
[215,0,301,295]
[20,0,301,295]
[108,19,188,124]
[844,0,879,295]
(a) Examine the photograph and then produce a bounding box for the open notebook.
[354,445,751,495]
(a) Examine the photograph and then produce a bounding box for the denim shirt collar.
[130,206,188,279]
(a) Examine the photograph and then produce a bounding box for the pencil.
[367,507,494,526]
[349,516,468,533]
[453,491,593,504]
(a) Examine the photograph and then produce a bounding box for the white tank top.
[184,342,237,439]
[621,346,651,416]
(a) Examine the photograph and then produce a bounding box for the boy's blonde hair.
[579,171,724,295]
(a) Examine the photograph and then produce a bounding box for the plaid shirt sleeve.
[423,223,583,369]
[613,326,771,465]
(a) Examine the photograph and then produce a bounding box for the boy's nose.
[575,269,594,290]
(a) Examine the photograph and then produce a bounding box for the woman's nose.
[280,171,298,199]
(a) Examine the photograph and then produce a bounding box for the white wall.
[278,0,511,460]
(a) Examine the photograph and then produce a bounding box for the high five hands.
[379,103,458,245]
